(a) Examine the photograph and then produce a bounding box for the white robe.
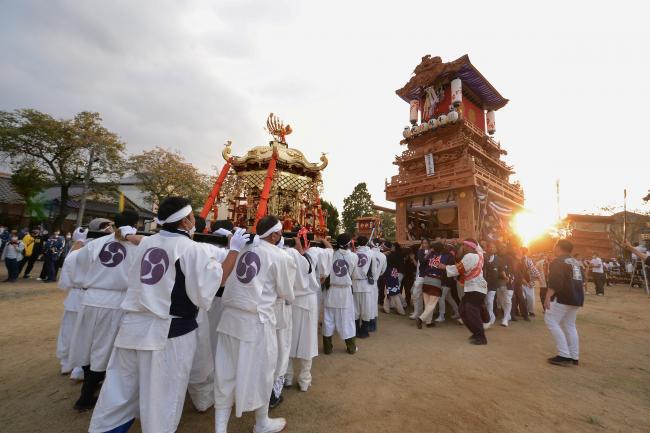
[352,246,380,321]
[214,240,296,417]
[371,247,387,320]
[90,231,223,433]
[323,249,358,340]
[68,234,137,371]
[291,247,332,360]
[56,249,84,371]
[188,243,230,412]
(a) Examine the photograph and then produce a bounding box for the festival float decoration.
[386,54,523,242]
[200,113,329,235]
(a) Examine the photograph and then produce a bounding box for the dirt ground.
[1,263,649,433]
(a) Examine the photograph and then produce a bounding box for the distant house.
[0,172,28,228]
[39,176,155,232]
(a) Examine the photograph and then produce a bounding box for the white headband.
[259,221,282,239]
[155,205,192,225]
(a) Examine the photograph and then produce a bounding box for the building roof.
[222,141,328,176]
[53,197,155,219]
[566,213,615,223]
[0,173,25,204]
[396,54,509,111]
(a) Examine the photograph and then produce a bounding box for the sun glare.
[512,211,557,246]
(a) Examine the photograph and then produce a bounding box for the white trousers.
[56,309,78,371]
[285,357,313,390]
[214,323,277,417]
[290,301,318,360]
[523,284,535,314]
[485,291,497,324]
[274,322,292,385]
[69,305,124,371]
[323,306,356,340]
[410,277,424,317]
[438,285,459,318]
[544,301,580,359]
[207,296,225,356]
[419,293,440,324]
[370,284,379,320]
[353,291,374,321]
[187,309,215,412]
[383,295,406,315]
[89,330,197,433]
[496,286,513,323]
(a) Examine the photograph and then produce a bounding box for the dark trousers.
[460,292,487,343]
[593,273,605,295]
[539,286,548,310]
[23,254,38,277]
[17,255,30,274]
[43,256,57,281]
[5,258,19,281]
[402,273,415,306]
[512,283,528,318]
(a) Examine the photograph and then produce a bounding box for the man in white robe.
[285,237,333,391]
[68,214,139,411]
[186,216,231,413]
[214,215,296,433]
[270,237,309,408]
[88,197,240,433]
[369,241,387,332]
[55,227,87,380]
[323,233,358,355]
[352,236,379,338]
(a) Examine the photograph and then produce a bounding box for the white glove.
[229,228,250,252]
[277,237,285,248]
[119,226,137,238]
[213,228,232,237]
[72,227,87,243]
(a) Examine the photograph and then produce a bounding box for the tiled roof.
[0,174,25,204]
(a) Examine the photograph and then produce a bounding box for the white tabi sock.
[215,407,231,433]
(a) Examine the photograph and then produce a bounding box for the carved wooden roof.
[222,140,327,175]
[396,54,509,111]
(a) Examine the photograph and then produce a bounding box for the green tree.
[130,147,213,210]
[320,199,340,236]
[379,211,396,241]
[0,109,126,228]
[342,182,374,234]
[10,162,48,221]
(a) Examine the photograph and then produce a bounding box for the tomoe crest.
[140,247,170,285]
[333,259,349,277]
[98,241,127,268]
[236,251,261,284]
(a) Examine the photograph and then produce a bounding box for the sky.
[1,0,648,235]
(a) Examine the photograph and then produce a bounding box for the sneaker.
[500,319,508,327]
[299,384,310,392]
[283,379,293,388]
[36,278,43,281]
[523,316,531,322]
[408,314,417,320]
[547,355,572,366]
[483,322,492,330]
[571,359,579,366]
[254,417,287,433]
[74,396,98,412]
[23,275,30,279]
[529,312,536,317]
[434,316,445,322]
[456,318,464,325]
[269,393,283,409]
[70,367,84,381]
[415,317,423,329]
[451,313,460,320]
[425,322,436,328]
[470,337,487,345]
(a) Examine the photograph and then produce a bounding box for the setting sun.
[512,210,558,246]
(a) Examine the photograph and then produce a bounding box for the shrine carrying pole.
[200,156,233,224]
[254,148,279,231]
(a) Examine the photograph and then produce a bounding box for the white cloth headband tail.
[259,221,282,239]
[155,205,192,225]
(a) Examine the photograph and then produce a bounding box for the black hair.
[356,235,368,246]
[213,219,234,231]
[256,215,280,236]
[99,221,112,231]
[383,240,393,250]
[432,242,445,254]
[556,239,574,254]
[337,233,351,249]
[194,214,206,233]
[115,209,139,228]
[158,197,192,230]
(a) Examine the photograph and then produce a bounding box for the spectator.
[23,229,42,279]
[2,233,25,282]
[589,252,605,296]
[41,232,64,282]
[18,229,36,276]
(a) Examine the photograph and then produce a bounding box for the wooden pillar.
[396,199,407,242]
[457,187,477,240]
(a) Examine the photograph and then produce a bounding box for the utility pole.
[75,147,95,227]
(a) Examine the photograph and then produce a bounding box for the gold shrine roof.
[222,140,328,175]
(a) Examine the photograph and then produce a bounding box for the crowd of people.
[0,225,72,283]
[7,198,650,433]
